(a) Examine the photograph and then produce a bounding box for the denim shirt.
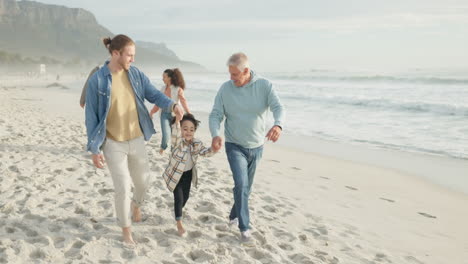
[85,61,174,154]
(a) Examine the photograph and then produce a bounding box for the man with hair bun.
[85,34,184,245]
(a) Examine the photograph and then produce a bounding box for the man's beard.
[119,60,130,70]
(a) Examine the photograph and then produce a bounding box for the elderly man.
[209,52,284,243]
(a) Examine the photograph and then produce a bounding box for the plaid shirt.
[162,123,215,192]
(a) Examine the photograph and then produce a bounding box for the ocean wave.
[280,94,468,117]
[297,130,468,160]
[351,139,468,160]
[271,74,468,85]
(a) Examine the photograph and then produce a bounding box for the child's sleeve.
[171,122,182,149]
[196,141,215,157]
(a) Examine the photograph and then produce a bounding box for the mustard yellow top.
[106,70,143,141]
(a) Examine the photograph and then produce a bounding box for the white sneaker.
[240,230,252,244]
[229,218,238,226]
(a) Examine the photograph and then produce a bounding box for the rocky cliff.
[0,0,203,69]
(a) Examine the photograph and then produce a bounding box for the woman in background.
[150,68,191,154]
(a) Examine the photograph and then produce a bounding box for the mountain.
[0,0,204,70]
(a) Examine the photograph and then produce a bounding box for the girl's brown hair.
[164,68,186,89]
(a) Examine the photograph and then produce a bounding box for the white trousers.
[103,136,150,227]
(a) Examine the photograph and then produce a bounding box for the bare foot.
[122,227,136,245]
[176,220,186,236]
[131,202,141,222]
[159,149,165,155]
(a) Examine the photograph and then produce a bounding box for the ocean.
[151,69,468,160]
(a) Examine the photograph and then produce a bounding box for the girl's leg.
[173,188,186,235]
[173,182,184,221]
[160,112,172,152]
[182,170,193,208]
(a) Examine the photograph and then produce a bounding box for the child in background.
[162,113,216,236]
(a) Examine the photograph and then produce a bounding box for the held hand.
[149,106,159,118]
[211,136,223,152]
[173,104,184,122]
[92,153,106,168]
[266,125,282,143]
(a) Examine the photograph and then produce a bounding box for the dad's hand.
[211,136,223,152]
[266,125,282,142]
[173,104,184,122]
[92,153,106,168]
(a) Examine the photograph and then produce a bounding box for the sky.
[34,0,468,72]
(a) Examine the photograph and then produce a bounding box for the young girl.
[150,68,191,154]
[162,113,216,236]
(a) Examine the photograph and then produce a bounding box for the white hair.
[226,52,250,71]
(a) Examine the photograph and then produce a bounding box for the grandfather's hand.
[92,153,105,168]
[266,125,282,142]
[211,136,223,152]
[173,104,184,122]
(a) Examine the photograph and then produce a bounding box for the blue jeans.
[225,142,263,232]
[160,111,173,150]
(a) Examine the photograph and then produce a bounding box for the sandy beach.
[1,78,468,264]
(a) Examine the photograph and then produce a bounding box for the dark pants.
[173,169,193,220]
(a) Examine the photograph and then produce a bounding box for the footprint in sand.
[135,237,150,244]
[214,225,229,232]
[121,249,137,260]
[291,167,301,170]
[405,255,425,264]
[268,159,280,163]
[313,252,339,264]
[320,176,330,180]
[157,238,171,248]
[98,188,114,195]
[74,206,89,216]
[188,231,203,239]
[272,227,297,242]
[289,253,315,264]
[216,232,231,239]
[262,205,277,213]
[5,227,16,234]
[345,186,358,191]
[196,201,216,213]
[198,214,223,224]
[8,165,19,172]
[278,242,294,251]
[25,229,39,237]
[374,253,391,263]
[64,217,83,228]
[418,212,436,219]
[53,237,66,248]
[162,261,177,264]
[48,224,62,233]
[251,231,267,245]
[304,226,328,239]
[188,250,215,262]
[29,249,48,260]
[298,234,308,242]
[164,228,179,236]
[24,213,47,223]
[247,248,275,261]
[27,236,50,246]
[379,197,395,203]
